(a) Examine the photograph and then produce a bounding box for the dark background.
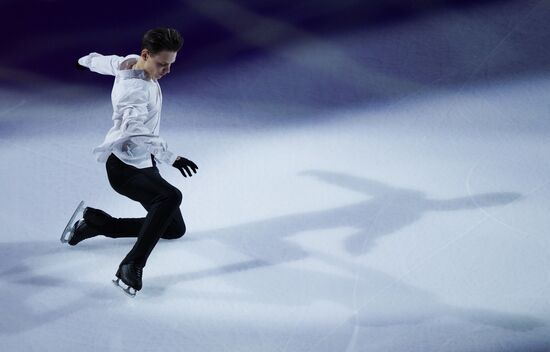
[3,0,535,88]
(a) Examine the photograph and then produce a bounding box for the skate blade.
[60,200,86,243]
[112,278,136,297]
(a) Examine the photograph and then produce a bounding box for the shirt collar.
[117,56,151,81]
[118,68,149,80]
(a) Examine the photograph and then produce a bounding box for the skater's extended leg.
[84,206,186,239]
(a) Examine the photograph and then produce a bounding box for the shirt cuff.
[152,148,178,166]
[165,151,178,166]
[78,52,101,68]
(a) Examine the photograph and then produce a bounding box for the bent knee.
[166,188,183,206]
[162,222,186,240]
[162,231,185,240]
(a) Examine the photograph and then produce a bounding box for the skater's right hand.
[172,156,198,178]
[75,60,87,71]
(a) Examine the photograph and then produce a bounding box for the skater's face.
[142,49,177,80]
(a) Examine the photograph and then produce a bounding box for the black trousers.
[88,153,185,267]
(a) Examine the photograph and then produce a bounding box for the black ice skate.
[68,218,101,246]
[112,262,143,297]
[60,200,86,243]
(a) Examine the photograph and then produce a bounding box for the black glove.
[75,60,87,71]
[172,156,198,178]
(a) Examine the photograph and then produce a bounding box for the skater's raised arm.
[77,52,125,76]
[116,79,178,166]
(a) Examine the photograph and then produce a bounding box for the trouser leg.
[84,207,186,240]
[105,153,184,267]
[117,177,182,267]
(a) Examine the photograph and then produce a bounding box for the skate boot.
[82,207,114,228]
[68,218,101,246]
[112,262,143,297]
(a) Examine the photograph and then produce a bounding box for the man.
[64,27,198,297]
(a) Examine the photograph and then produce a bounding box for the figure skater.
[62,27,198,297]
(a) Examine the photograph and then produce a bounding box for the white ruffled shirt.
[78,52,178,169]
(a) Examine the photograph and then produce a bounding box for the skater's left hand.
[172,156,198,178]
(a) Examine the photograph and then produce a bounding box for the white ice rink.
[1,1,550,351]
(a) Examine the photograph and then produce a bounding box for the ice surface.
[1,1,550,351]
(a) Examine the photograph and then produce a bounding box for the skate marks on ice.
[0,170,539,347]
[287,172,542,334]
[0,240,130,335]
[0,242,543,351]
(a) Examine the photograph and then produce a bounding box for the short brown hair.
[141,27,183,55]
